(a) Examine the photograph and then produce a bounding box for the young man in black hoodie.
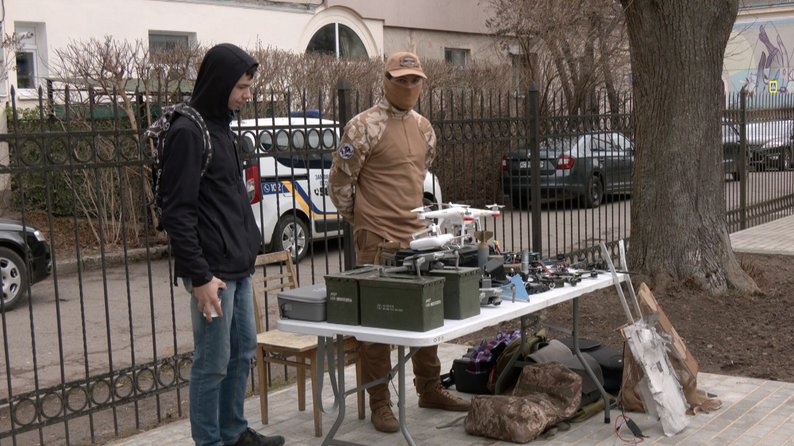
[160,43,284,446]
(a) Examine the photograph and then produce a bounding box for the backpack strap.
[143,103,213,234]
[172,104,213,175]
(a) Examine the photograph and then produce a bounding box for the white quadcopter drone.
[410,202,504,235]
[408,203,504,250]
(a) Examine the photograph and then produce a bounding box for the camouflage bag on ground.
[464,362,582,443]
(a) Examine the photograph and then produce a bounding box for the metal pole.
[529,85,542,254]
[739,87,748,230]
[337,80,356,270]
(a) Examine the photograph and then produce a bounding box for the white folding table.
[278,272,625,446]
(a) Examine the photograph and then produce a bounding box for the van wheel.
[273,215,309,262]
[423,196,439,211]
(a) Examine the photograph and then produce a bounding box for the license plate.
[520,160,545,169]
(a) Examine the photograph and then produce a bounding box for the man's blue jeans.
[184,276,256,446]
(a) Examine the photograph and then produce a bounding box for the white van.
[233,116,443,261]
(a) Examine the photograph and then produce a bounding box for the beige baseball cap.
[385,51,426,79]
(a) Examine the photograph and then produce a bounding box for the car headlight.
[33,229,46,242]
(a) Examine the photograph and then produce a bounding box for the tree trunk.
[622,0,758,294]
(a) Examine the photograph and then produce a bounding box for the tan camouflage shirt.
[329,98,437,245]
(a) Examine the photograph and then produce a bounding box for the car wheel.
[581,176,604,208]
[0,247,29,311]
[781,149,792,171]
[272,214,309,262]
[511,193,527,210]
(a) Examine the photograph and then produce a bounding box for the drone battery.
[441,245,479,268]
[483,257,507,282]
[427,266,481,319]
[358,274,445,332]
[325,266,381,325]
[388,248,420,267]
[278,284,328,322]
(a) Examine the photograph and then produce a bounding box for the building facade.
[725,1,794,96]
[0,0,505,101]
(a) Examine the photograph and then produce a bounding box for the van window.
[292,130,306,149]
[258,128,337,151]
[276,153,333,170]
[252,122,339,170]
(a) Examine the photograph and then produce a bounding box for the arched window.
[306,23,368,60]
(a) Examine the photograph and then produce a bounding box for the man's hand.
[195,277,227,322]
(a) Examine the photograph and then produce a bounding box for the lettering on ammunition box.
[427,300,442,307]
[331,296,353,303]
[376,303,403,313]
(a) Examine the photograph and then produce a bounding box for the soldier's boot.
[417,383,471,411]
[360,341,398,433]
[412,345,471,411]
[370,402,400,433]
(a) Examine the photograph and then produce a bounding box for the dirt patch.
[453,252,794,383]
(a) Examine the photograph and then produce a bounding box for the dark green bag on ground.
[487,329,547,394]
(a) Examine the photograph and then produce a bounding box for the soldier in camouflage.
[329,51,471,433]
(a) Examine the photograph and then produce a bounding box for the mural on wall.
[725,18,794,97]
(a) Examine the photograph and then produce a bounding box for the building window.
[445,48,470,67]
[16,52,35,88]
[149,32,191,54]
[306,23,367,60]
[14,23,46,92]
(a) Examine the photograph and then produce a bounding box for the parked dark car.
[722,120,743,181]
[723,119,793,177]
[746,120,794,171]
[501,132,634,208]
[0,219,52,311]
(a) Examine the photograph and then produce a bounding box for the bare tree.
[247,42,514,118]
[138,41,206,122]
[623,0,758,294]
[49,37,150,246]
[53,36,145,128]
[0,31,28,87]
[485,0,630,115]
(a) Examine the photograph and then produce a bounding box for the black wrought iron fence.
[0,82,791,445]
[723,89,794,232]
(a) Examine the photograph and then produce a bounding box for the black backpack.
[142,103,212,230]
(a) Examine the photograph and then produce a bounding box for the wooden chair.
[252,251,364,437]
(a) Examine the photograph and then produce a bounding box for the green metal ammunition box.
[325,266,380,325]
[427,267,481,319]
[359,275,445,332]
